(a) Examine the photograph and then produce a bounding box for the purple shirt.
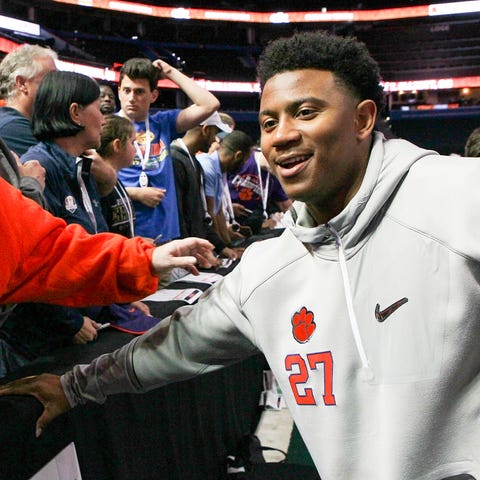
[227,151,288,213]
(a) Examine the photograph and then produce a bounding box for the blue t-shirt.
[196,150,224,215]
[0,106,37,156]
[117,109,181,240]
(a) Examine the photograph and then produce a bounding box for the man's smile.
[274,153,311,177]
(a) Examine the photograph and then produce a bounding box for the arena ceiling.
[1,0,479,101]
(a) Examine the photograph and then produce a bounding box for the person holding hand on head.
[116,57,220,243]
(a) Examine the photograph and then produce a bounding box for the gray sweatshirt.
[62,132,480,480]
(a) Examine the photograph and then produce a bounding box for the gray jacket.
[62,133,480,479]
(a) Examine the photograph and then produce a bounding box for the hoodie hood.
[284,131,438,256]
[282,131,438,376]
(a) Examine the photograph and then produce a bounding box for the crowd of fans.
[1,30,480,480]
[0,43,291,378]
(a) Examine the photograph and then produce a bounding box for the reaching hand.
[129,300,152,316]
[221,246,244,261]
[232,203,250,218]
[152,237,216,276]
[0,374,70,437]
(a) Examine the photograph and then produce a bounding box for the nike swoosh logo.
[375,297,408,322]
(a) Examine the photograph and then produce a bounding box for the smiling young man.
[2,31,480,480]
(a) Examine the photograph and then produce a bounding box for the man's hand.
[152,59,174,78]
[152,237,216,276]
[0,374,70,437]
[17,160,46,190]
[129,300,152,316]
[127,186,166,208]
[83,149,117,197]
[72,317,101,344]
[232,203,250,218]
[228,224,246,241]
[220,246,244,261]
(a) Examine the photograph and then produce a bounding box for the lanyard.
[222,172,237,226]
[115,182,135,237]
[255,151,270,219]
[134,115,152,171]
[76,157,98,233]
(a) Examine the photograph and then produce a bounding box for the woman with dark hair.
[32,71,101,141]
[21,70,107,232]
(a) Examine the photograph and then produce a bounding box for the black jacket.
[171,142,226,254]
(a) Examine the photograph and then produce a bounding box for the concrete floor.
[255,407,294,462]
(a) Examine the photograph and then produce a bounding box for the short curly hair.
[257,30,385,113]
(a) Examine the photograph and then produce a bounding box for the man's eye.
[261,119,277,131]
[297,108,316,118]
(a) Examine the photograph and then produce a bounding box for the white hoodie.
[63,132,480,479]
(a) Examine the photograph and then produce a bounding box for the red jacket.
[0,177,158,306]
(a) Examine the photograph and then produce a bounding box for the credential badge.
[139,171,149,188]
[64,195,77,213]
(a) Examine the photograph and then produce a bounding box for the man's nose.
[272,117,301,146]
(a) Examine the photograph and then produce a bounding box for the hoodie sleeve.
[60,265,260,406]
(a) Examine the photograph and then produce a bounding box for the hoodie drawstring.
[328,225,374,381]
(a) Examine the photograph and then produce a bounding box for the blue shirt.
[0,106,37,156]
[117,109,181,240]
[197,150,224,215]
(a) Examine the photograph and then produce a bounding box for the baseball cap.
[107,303,161,335]
[200,112,233,134]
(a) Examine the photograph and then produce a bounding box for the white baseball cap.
[200,112,233,134]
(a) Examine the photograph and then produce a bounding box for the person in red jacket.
[0,176,215,307]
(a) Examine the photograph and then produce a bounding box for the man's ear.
[200,125,211,137]
[150,88,159,104]
[234,150,243,162]
[355,99,377,141]
[14,75,28,94]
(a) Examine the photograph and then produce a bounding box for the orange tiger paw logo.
[292,307,316,343]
